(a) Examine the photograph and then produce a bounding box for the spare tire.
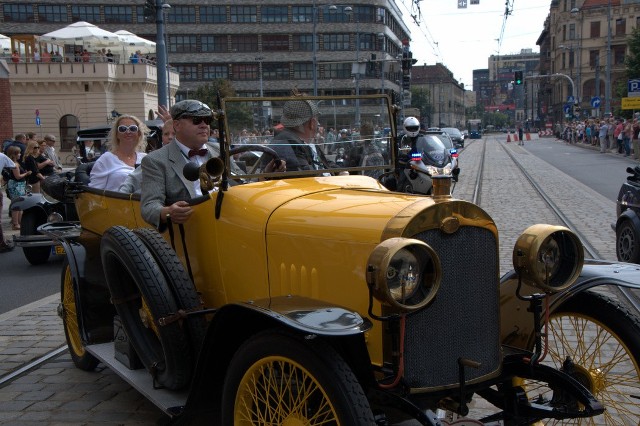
[100,225,193,390]
[133,227,208,357]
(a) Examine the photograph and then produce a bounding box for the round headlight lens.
[367,238,442,312]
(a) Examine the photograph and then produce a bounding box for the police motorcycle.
[614,165,640,263]
[393,117,459,195]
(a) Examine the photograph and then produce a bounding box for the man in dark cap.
[271,100,343,173]
[140,100,224,229]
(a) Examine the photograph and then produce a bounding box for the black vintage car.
[10,120,162,265]
[615,165,640,263]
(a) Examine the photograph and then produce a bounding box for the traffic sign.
[35,116,41,126]
[567,95,575,104]
[457,0,468,8]
[622,97,640,109]
[563,104,571,114]
[35,109,39,116]
[591,96,601,108]
[628,79,640,97]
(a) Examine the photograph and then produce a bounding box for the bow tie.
[188,148,208,158]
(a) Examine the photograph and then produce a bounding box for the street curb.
[0,294,58,323]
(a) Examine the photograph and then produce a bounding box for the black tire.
[21,212,50,265]
[60,258,100,371]
[616,219,640,263]
[133,228,207,357]
[221,330,375,426]
[527,291,640,425]
[100,226,193,390]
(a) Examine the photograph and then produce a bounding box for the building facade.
[411,63,465,128]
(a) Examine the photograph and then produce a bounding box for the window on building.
[294,63,314,80]
[60,114,79,151]
[38,5,68,23]
[203,65,228,79]
[177,65,198,81]
[200,6,226,23]
[569,23,576,40]
[352,5,375,23]
[230,6,257,23]
[72,5,101,23]
[325,63,351,79]
[261,6,288,23]
[569,50,575,68]
[136,5,154,23]
[359,33,376,51]
[169,35,197,53]
[230,35,258,52]
[324,5,350,23]
[616,18,626,36]
[589,50,600,67]
[233,63,258,80]
[167,6,196,23]
[263,35,289,51]
[3,3,34,22]
[201,35,228,53]
[294,34,314,52]
[263,62,289,80]
[376,7,385,24]
[292,6,312,23]
[104,6,132,23]
[613,44,626,65]
[590,21,600,38]
[324,34,350,51]
[637,16,640,28]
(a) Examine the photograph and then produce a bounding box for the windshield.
[220,95,395,182]
[443,128,462,137]
[434,134,453,150]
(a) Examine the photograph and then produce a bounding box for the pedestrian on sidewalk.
[614,119,624,154]
[598,120,609,153]
[0,151,16,252]
[633,118,640,160]
[624,118,633,157]
[518,125,524,146]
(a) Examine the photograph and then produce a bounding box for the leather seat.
[75,161,95,185]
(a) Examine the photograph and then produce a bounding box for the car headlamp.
[512,224,584,292]
[367,238,441,312]
[424,164,453,176]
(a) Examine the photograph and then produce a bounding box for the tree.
[410,87,432,123]
[192,79,236,108]
[626,26,640,80]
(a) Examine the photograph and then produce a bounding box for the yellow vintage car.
[43,95,640,425]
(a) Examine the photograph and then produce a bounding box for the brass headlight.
[367,238,441,312]
[512,224,584,292]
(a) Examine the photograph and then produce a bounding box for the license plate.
[53,245,65,255]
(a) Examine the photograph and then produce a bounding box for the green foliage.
[191,80,236,109]
[626,26,640,80]
[409,87,432,121]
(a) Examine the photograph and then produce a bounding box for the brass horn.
[183,157,225,193]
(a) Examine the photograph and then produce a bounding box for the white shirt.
[88,151,146,191]
[0,152,16,169]
[175,139,209,196]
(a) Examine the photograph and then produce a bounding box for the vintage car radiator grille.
[402,226,501,390]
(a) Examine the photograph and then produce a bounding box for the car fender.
[499,259,640,350]
[615,207,640,232]
[182,297,374,416]
[9,193,51,214]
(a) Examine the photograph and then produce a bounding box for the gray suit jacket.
[140,141,221,229]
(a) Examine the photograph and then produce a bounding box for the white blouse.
[88,151,146,191]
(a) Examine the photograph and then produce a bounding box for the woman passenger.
[6,146,32,229]
[23,140,45,193]
[89,115,148,191]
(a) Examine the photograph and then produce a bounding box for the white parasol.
[0,34,10,53]
[114,30,156,56]
[39,21,121,48]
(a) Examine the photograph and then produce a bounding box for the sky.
[401,0,552,88]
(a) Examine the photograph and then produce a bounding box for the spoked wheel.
[523,291,640,425]
[60,258,99,371]
[616,220,640,263]
[221,330,375,426]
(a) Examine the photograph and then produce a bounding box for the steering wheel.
[229,144,281,175]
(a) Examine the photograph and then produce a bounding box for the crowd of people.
[6,47,153,64]
[559,116,640,158]
[0,132,63,251]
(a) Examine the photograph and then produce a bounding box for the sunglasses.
[117,124,139,133]
[183,116,213,126]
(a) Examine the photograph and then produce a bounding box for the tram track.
[0,344,67,388]
[471,135,640,313]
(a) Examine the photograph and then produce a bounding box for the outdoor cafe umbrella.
[0,34,10,54]
[39,21,121,49]
[114,30,156,56]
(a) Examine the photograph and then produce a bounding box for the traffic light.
[514,71,523,85]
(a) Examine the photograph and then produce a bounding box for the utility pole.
[155,0,168,107]
[604,0,612,116]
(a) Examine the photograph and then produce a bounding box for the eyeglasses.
[183,116,213,126]
[117,125,139,133]
[173,101,212,120]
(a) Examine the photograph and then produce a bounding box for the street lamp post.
[155,0,168,107]
[162,3,171,106]
[312,0,318,96]
[344,6,361,127]
[605,0,612,116]
[255,56,264,97]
